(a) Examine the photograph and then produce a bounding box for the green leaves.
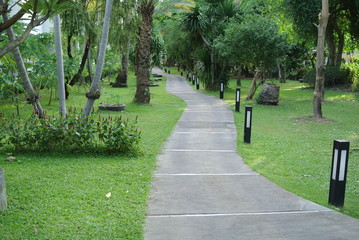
[215,14,289,69]
[19,0,72,17]
[0,111,141,154]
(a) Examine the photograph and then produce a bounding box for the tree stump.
[256,83,280,105]
[0,168,7,210]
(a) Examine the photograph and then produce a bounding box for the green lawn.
[0,72,186,239]
[174,67,359,219]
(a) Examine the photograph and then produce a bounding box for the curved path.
[144,69,358,239]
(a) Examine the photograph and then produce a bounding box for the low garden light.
[220,82,224,99]
[244,106,252,143]
[329,140,350,207]
[235,88,241,112]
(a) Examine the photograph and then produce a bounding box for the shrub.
[342,62,359,91]
[0,112,141,154]
[303,66,350,88]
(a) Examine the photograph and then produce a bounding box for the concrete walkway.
[144,69,359,240]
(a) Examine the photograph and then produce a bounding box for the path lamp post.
[186,70,189,79]
[329,140,350,207]
[196,77,200,90]
[192,74,195,85]
[235,88,241,112]
[188,72,192,82]
[220,81,224,99]
[244,106,252,143]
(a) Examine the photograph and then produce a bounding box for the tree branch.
[0,7,26,32]
[0,17,44,58]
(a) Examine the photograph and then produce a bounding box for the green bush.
[343,62,359,91]
[303,66,350,88]
[0,112,141,154]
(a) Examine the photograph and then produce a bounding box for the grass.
[171,67,359,219]
[0,72,186,239]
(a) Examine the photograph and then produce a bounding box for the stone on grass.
[256,83,280,105]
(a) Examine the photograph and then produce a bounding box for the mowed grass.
[0,72,186,239]
[172,68,358,218]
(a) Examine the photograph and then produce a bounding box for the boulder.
[256,83,280,105]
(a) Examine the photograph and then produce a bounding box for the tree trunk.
[113,44,129,88]
[67,34,73,59]
[236,67,241,86]
[313,0,329,118]
[327,22,345,67]
[2,10,44,117]
[69,39,91,86]
[83,0,113,116]
[246,70,260,100]
[210,47,215,89]
[334,25,344,67]
[54,14,66,117]
[134,0,155,104]
[278,60,286,83]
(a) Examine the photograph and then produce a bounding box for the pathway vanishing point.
[144,68,359,240]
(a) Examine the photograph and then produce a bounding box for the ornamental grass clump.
[0,112,141,154]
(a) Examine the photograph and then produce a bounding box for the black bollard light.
[188,72,192,82]
[235,88,241,112]
[181,70,183,76]
[329,140,350,207]
[186,70,189,79]
[244,106,252,143]
[192,74,195,85]
[220,82,224,99]
[196,77,200,90]
[168,67,171,74]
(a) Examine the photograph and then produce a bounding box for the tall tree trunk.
[54,14,66,117]
[67,34,73,59]
[334,25,344,67]
[69,39,91,86]
[313,0,329,118]
[83,0,113,116]
[210,48,215,89]
[277,60,286,83]
[113,43,129,88]
[236,67,241,86]
[327,22,344,67]
[1,9,44,117]
[134,0,155,104]
[246,70,260,100]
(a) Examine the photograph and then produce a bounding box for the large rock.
[257,83,280,105]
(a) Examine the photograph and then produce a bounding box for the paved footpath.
[144,69,359,240]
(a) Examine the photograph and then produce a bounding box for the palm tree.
[83,0,113,116]
[134,0,155,104]
[181,0,239,90]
